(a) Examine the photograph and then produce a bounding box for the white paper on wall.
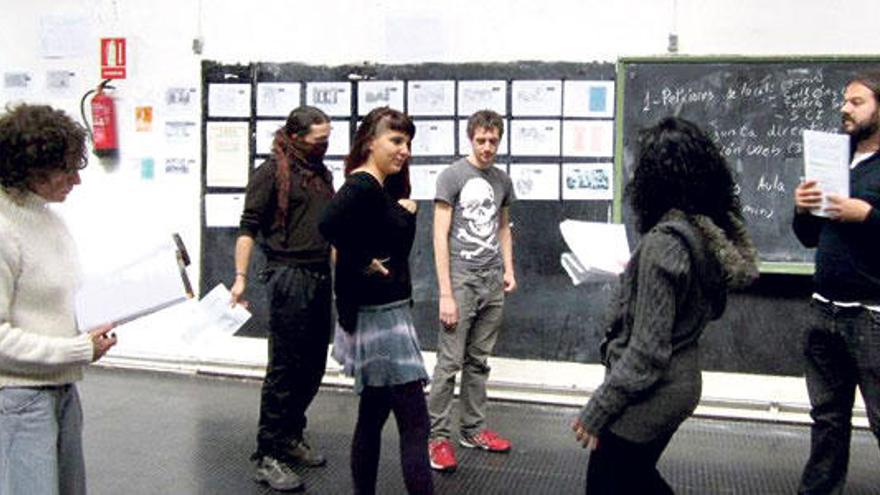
[208,83,251,118]
[358,80,405,115]
[408,80,455,116]
[410,164,447,200]
[206,121,249,187]
[205,193,245,227]
[306,82,352,117]
[255,119,286,155]
[327,120,350,156]
[509,163,560,200]
[257,82,302,117]
[563,80,615,118]
[512,80,562,116]
[327,160,345,192]
[510,120,561,156]
[562,120,614,157]
[562,162,613,200]
[412,120,455,156]
[458,80,507,116]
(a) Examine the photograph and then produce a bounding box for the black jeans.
[799,300,880,495]
[256,264,332,458]
[352,381,433,495]
[585,429,675,495]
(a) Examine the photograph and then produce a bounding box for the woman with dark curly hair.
[319,107,432,495]
[572,116,759,494]
[0,104,117,494]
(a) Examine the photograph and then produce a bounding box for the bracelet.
[235,272,247,278]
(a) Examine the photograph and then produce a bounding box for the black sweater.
[793,152,880,303]
[238,157,333,266]
[319,172,416,312]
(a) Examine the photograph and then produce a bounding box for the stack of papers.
[559,220,630,285]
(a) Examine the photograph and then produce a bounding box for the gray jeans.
[427,266,504,439]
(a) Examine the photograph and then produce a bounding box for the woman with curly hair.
[572,116,759,494]
[320,106,432,495]
[0,103,117,494]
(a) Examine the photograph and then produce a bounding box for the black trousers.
[585,429,675,495]
[352,381,433,495]
[799,300,880,495]
[256,264,332,458]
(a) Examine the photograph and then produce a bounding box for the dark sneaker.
[253,455,304,492]
[429,438,458,472]
[282,438,327,467]
[459,429,512,453]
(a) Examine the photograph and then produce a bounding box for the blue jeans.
[0,384,86,495]
[799,300,880,495]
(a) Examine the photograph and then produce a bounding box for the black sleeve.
[238,160,275,239]
[319,176,379,270]
[792,208,823,248]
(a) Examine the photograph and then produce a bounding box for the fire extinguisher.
[80,79,118,158]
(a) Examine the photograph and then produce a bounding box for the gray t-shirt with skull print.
[435,157,514,271]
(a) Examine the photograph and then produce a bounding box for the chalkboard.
[617,57,880,272]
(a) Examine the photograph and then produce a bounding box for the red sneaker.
[459,429,511,453]
[429,438,458,472]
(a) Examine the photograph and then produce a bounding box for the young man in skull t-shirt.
[427,110,516,472]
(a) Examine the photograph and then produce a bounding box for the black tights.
[585,429,676,495]
[352,381,433,495]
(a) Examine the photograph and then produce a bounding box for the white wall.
[1,0,877,412]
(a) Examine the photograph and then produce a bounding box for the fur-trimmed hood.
[659,209,759,291]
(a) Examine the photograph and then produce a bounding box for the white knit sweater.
[0,187,94,387]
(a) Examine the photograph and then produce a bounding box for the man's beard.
[844,109,880,148]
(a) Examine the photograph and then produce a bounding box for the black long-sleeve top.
[238,157,333,266]
[793,152,880,303]
[319,172,416,310]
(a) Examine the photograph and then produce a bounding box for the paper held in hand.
[559,220,630,285]
[75,234,193,330]
[802,130,850,217]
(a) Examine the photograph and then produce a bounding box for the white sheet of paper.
[458,118,509,155]
[205,193,245,227]
[408,80,455,116]
[327,120,350,157]
[39,15,90,59]
[180,284,251,343]
[257,82,302,117]
[512,80,562,116]
[564,80,615,118]
[208,83,251,118]
[563,120,614,157]
[510,120,561,156]
[802,130,850,217]
[412,120,455,156]
[164,87,198,116]
[164,121,197,146]
[75,238,190,330]
[358,80,405,115]
[559,220,630,279]
[255,120,285,155]
[458,80,507,116]
[562,162,613,200]
[327,160,345,192]
[206,121,249,187]
[509,164,560,200]
[305,82,351,116]
[410,164,447,200]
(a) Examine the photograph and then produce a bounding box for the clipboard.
[75,233,194,329]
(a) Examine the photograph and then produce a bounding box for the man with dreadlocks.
[231,106,334,492]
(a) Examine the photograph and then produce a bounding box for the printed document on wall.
[206,121,249,187]
[802,130,849,218]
